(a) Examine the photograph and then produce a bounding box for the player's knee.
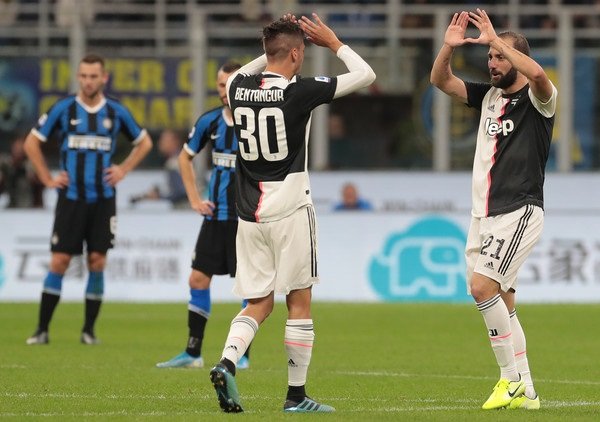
[87,252,106,272]
[470,275,499,303]
[50,253,71,274]
[189,270,211,289]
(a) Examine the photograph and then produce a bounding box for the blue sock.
[86,272,104,299]
[43,272,64,295]
[39,272,64,331]
[189,288,210,318]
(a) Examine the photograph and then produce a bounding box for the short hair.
[80,53,105,68]
[262,18,304,61]
[220,61,242,74]
[498,31,530,57]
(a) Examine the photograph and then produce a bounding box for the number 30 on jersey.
[234,107,289,162]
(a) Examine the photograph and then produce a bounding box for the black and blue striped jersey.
[32,95,146,203]
[184,107,238,221]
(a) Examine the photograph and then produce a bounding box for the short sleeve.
[465,81,492,111]
[116,103,145,144]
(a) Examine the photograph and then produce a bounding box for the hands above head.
[466,8,498,46]
[444,9,498,48]
[281,13,298,25]
[444,11,470,48]
[298,13,343,52]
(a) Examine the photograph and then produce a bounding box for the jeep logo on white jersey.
[485,118,514,137]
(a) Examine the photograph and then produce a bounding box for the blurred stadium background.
[1,0,599,304]
[2,1,600,419]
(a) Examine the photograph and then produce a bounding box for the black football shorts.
[191,219,238,277]
[50,194,116,255]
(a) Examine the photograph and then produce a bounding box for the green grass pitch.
[1,302,599,420]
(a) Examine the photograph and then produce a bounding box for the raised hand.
[444,11,470,48]
[466,9,498,45]
[281,13,298,25]
[299,13,343,52]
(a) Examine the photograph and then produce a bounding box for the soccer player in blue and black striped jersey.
[156,62,251,369]
[24,53,152,345]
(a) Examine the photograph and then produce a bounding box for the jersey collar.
[221,108,233,127]
[75,95,107,114]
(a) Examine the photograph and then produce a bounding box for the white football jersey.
[465,81,557,217]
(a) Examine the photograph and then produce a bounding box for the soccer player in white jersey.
[208,13,375,413]
[431,9,557,410]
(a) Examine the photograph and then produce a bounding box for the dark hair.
[262,18,304,60]
[498,31,530,57]
[220,61,242,74]
[81,53,105,67]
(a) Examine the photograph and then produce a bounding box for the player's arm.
[226,54,267,105]
[467,9,553,102]
[104,132,152,186]
[236,54,267,76]
[23,131,68,188]
[430,12,469,103]
[178,148,214,216]
[489,36,554,101]
[332,46,376,98]
[299,13,376,98]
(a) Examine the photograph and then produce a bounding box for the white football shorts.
[466,204,544,293]
[233,205,319,299]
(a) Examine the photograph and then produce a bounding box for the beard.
[491,67,518,89]
[82,88,102,100]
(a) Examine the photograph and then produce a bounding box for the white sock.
[476,294,519,381]
[510,309,536,398]
[285,319,314,387]
[221,315,259,365]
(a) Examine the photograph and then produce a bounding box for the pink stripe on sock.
[231,336,248,348]
[490,332,512,341]
[514,350,527,357]
[284,341,313,348]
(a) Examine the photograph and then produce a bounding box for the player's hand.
[466,9,498,45]
[443,11,470,48]
[47,170,69,188]
[192,199,215,217]
[299,13,343,52]
[103,164,126,186]
[281,13,298,25]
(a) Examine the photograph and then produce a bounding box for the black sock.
[38,292,60,332]
[186,337,201,357]
[286,385,306,402]
[220,358,236,376]
[186,310,207,357]
[83,298,102,334]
